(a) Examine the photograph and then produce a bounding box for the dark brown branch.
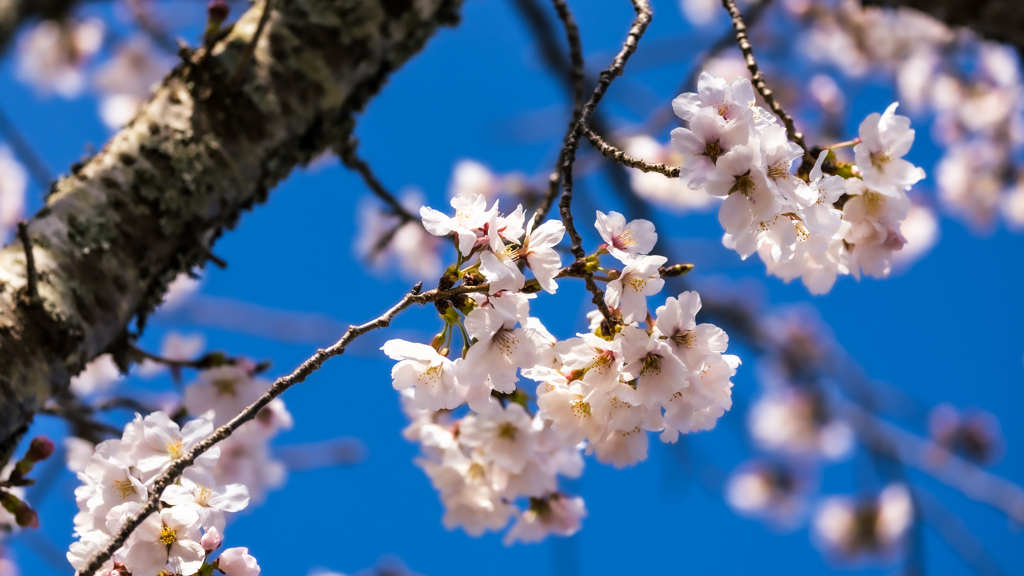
[80,280,429,574]
[555,0,652,324]
[583,127,680,178]
[720,0,807,155]
[16,222,38,304]
[531,0,586,231]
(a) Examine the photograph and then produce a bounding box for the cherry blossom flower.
[462,307,543,396]
[592,425,649,468]
[654,291,728,370]
[129,412,220,483]
[594,210,657,263]
[671,108,750,189]
[503,494,587,545]
[813,484,913,561]
[760,124,810,207]
[184,365,269,427]
[519,218,565,293]
[123,506,205,576]
[479,211,527,295]
[619,326,688,407]
[854,103,926,191]
[16,18,104,98]
[459,403,538,475]
[420,194,496,256]
[841,178,910,279]
[161,468,250,531]
[672,71,756,127]
[528,366,605,445]
[604,255,667,323]
[381,339,462,411]
[69,354,123,396]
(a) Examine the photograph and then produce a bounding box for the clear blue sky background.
[3,0,1023,574]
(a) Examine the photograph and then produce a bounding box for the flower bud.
[217,547,260,576]
[27,436,55,462]
[207,1,230,24]
[201,526,223,552]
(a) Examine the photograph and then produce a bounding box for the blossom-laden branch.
[547,0,652,326]
[583,127,680,178]
[76,248,699,574]
[720,0,808,156]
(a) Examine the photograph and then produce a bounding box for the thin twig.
[0,104,52,189]
[583,127,680,177]
[338,138,419,225]
[531,0,586,233]
[128,345,239,371]
[554,0,652,324]
[16,222,39,304]
[227,0,274,88]
[913,486,1008,576]
[720,0,807,156]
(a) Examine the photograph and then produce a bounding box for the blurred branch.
[0,104,53,189]
[841,400,1024,524]
[274,437,368,470]
[913,486,1008,576]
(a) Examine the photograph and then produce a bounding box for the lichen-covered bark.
[865,0,1024,53]
[0,0,462,463]
[0,0,78,56]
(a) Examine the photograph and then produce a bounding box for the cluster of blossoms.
[670,71,926,293]
[66,362,291,575]
[381,195,738,542]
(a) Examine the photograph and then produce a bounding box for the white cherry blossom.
[123,506,205,576]
[671,108,750,189]
[420,194,495,256]
[381,339,462,411]
[161,468,250,531]
[854,102,926,191]
[604,255,667,323]
[594,210,657,263]
[129,412,220,483]
[618,326,688,408]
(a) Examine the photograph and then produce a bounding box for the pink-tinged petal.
[209,483,250,513]
[671,92,703,121]
[604,278,623,310]
[464,306,506,342]
[419,206,452,236]
[529,219,565,249]
[125,540,167,576]
[181,418,213,446]
[160,484,195,507]
[169,539,206,576]
[669,126,704,155]
[163,505,200,532]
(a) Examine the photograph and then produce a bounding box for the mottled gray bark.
[865,0,1024,53]
[0,0,462,463]
[0,0,77,57]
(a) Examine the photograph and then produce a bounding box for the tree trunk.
[0,0,462,464]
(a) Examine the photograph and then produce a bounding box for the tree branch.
[0,0,465,466]
[554,0,652,324]
[720,0,808,155]
[583,127,680,177]
[531,0,585,232]
[338,137,420,225]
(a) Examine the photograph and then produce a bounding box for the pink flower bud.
[201,526,223,552]
[27,436,55,461]
[217,547,260,576]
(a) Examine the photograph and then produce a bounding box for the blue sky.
[3,0,1023,574]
